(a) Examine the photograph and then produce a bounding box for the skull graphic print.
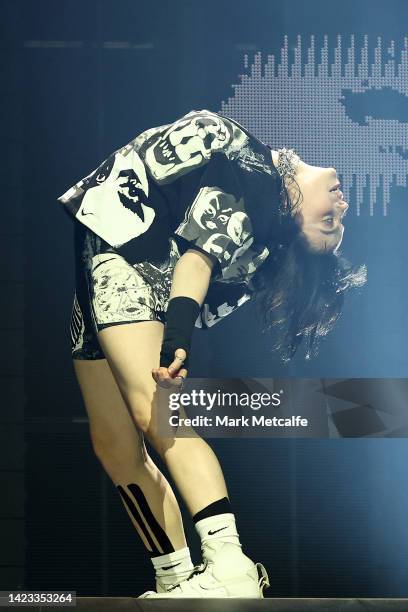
[174,185,254,277]
[138,109,248,183]
[60,108,285,334]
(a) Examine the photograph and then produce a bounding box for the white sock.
[151,546,194,587]
[194,513,245,562]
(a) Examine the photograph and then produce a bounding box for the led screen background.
[1,0,407,598]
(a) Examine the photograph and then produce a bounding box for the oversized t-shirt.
[57,109,285,329]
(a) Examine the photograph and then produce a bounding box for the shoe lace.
[186,559,208,581]
[165,560,208,592]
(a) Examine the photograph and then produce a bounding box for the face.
[283,156,349,253]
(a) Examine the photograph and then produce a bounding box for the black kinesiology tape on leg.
[160,296,201,369]
[117,484,175,556]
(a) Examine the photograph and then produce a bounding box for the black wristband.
[160,296,201,369]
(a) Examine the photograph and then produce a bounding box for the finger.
[157,369,187,389]
[158,379,173,389]
[156,367,178,387]
[154,365,188,388]
[151,368,162,382]
[160,375,182,389]
[173,369,188,390]
[167,367,188,382]
[166,376,185,389]
[168,349,187,375]
[157,366,171,380]
[151,367,165,383]
[168,361,182,376]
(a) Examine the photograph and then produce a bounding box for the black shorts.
[70,222,182,360]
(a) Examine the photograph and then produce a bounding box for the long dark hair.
[251,160,367,362]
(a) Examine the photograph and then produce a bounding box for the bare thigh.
[95,320,170,452]
[73,356,148,463]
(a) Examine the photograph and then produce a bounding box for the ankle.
[151,545,194,586]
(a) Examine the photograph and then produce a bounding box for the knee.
[110,387,171,456]
[142,423,177,459]
[123,386,168,438]
[127,391,155,434]
[92,439,148,477]
[91,424,147,468]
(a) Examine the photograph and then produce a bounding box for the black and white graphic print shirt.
[58,109,285,329]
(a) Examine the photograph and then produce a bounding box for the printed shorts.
[70,222,182,360]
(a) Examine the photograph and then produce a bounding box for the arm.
[169,248,215,302]
[151,248,216,388]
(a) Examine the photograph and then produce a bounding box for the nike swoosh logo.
[161,562,182,571]
[208,526,228,536]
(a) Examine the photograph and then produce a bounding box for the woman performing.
[57,109,366,598]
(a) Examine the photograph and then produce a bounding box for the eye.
[323,217,334,226]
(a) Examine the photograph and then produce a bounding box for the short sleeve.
[195,281,253,329]
[136,109,249,185]
[172,150,270,283]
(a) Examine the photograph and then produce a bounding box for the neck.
[270,149,280,170]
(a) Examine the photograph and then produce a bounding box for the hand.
[152,348,188,389]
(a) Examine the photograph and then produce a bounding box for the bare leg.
[96,321,230,517]
[93,321,270,600]
[152,426,230,517]
[73,355,187,552]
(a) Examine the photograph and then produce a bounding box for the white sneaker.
[137,542,270,598]
[137,567,198,598]
[156,574,178,594]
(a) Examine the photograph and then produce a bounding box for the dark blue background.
[2,0,407,598]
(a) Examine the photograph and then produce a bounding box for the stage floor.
[19,597,408,611]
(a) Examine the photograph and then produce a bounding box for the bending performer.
[57,109,366,598]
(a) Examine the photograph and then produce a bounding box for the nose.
[340,200,349,212]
